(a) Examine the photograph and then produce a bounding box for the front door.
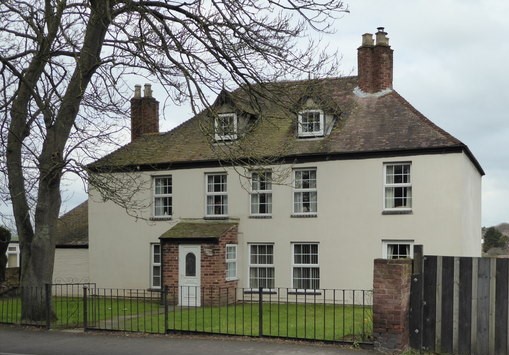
[178,244,201,306]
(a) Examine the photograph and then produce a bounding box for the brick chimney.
[130,84,159,141]
[357,27,393,94]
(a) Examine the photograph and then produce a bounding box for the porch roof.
[159,221,238,240]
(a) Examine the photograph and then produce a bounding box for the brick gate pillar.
[372,259,412,353]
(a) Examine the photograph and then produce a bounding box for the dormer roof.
[89,76,483,176]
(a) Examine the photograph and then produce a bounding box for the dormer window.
[298,110,324,137]
[215,113,237,141]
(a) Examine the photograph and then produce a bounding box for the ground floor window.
[226,244,237,280]
[382,240,414,259]
[292,243,320,290]
[249,243,274,289]
[151,243,161,289]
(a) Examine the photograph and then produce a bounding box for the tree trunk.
[20,243,56,322]
[6,2,112,322]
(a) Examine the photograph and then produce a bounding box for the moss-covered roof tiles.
[159,221,237,240]
[89,76,483,175]
[55,200,88,247]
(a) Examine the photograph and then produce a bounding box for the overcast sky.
[332,0,509,227]
[58,0,509,227]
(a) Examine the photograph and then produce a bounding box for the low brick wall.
[5,267,20,286]
[372,259,412,353]
[0,267,20,291]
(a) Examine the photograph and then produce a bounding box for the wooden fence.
[410,246,509,355]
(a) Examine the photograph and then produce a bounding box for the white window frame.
[225,244,238,281]
[248,243,275,290]
[6,243,20,268]
[384,163,412,211]
[250,171,272,216]
[153,175,172,218]
[292,243,320,290]
[382,240,414,259]
[215,113,238,141]
[205,173,228,217]
[298,109,324,137]
[150,243,162,289]
[293,168,317,215]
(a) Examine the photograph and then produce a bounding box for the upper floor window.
[206,173,228,216]
[153,176,172,218]
[215,113,237,141]
[293,168,317,215]
[384,163,412,210]
[298,110,324,137]
[382,240,414,259]
[250,171,272,216]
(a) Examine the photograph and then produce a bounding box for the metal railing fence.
[0,283,95,328]
[85,286,372,344]
[1,284,372,344]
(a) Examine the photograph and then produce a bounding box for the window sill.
[243,289,278,295]
[297,134,325,139]
[249,215,272,219]
[226,277,239,282]
[291,214,317,218]
[147,288,162,293]
[382,210,413,215]
[214,136,238,143]
[288,289,322,296]
[150,216,172,221]
[204,216,229,220]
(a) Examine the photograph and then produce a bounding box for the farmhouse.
[87,28,483,302]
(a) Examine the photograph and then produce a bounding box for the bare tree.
[0,0,347,321]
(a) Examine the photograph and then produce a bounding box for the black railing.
[0,285,372,344]
[85,288,164,333]
[174,287,371,342]
[0,283,95,328]
[85,286,372,344]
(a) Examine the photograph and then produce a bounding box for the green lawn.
[165,302,372,341]
[0,295,161,329]
[1,296,372,342]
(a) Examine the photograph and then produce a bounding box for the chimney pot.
[144,84,152,98]
[134,85,142,98]
[376,27,389,46]
[362,33,374,46]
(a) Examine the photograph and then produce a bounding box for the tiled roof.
[160,221,238,240]
[89,77,483,174]
[55,201,88,247]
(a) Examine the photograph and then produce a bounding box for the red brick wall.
[358,45,375,93]
[373,258,412,352]
[373,45,393,92]
[130,96,159,141]
[161,225,238,306]
[357,33,393,94]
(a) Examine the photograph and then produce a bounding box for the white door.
[178,245,201,307]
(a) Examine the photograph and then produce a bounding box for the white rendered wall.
[88,152,482,290]
[52,248,90,284]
